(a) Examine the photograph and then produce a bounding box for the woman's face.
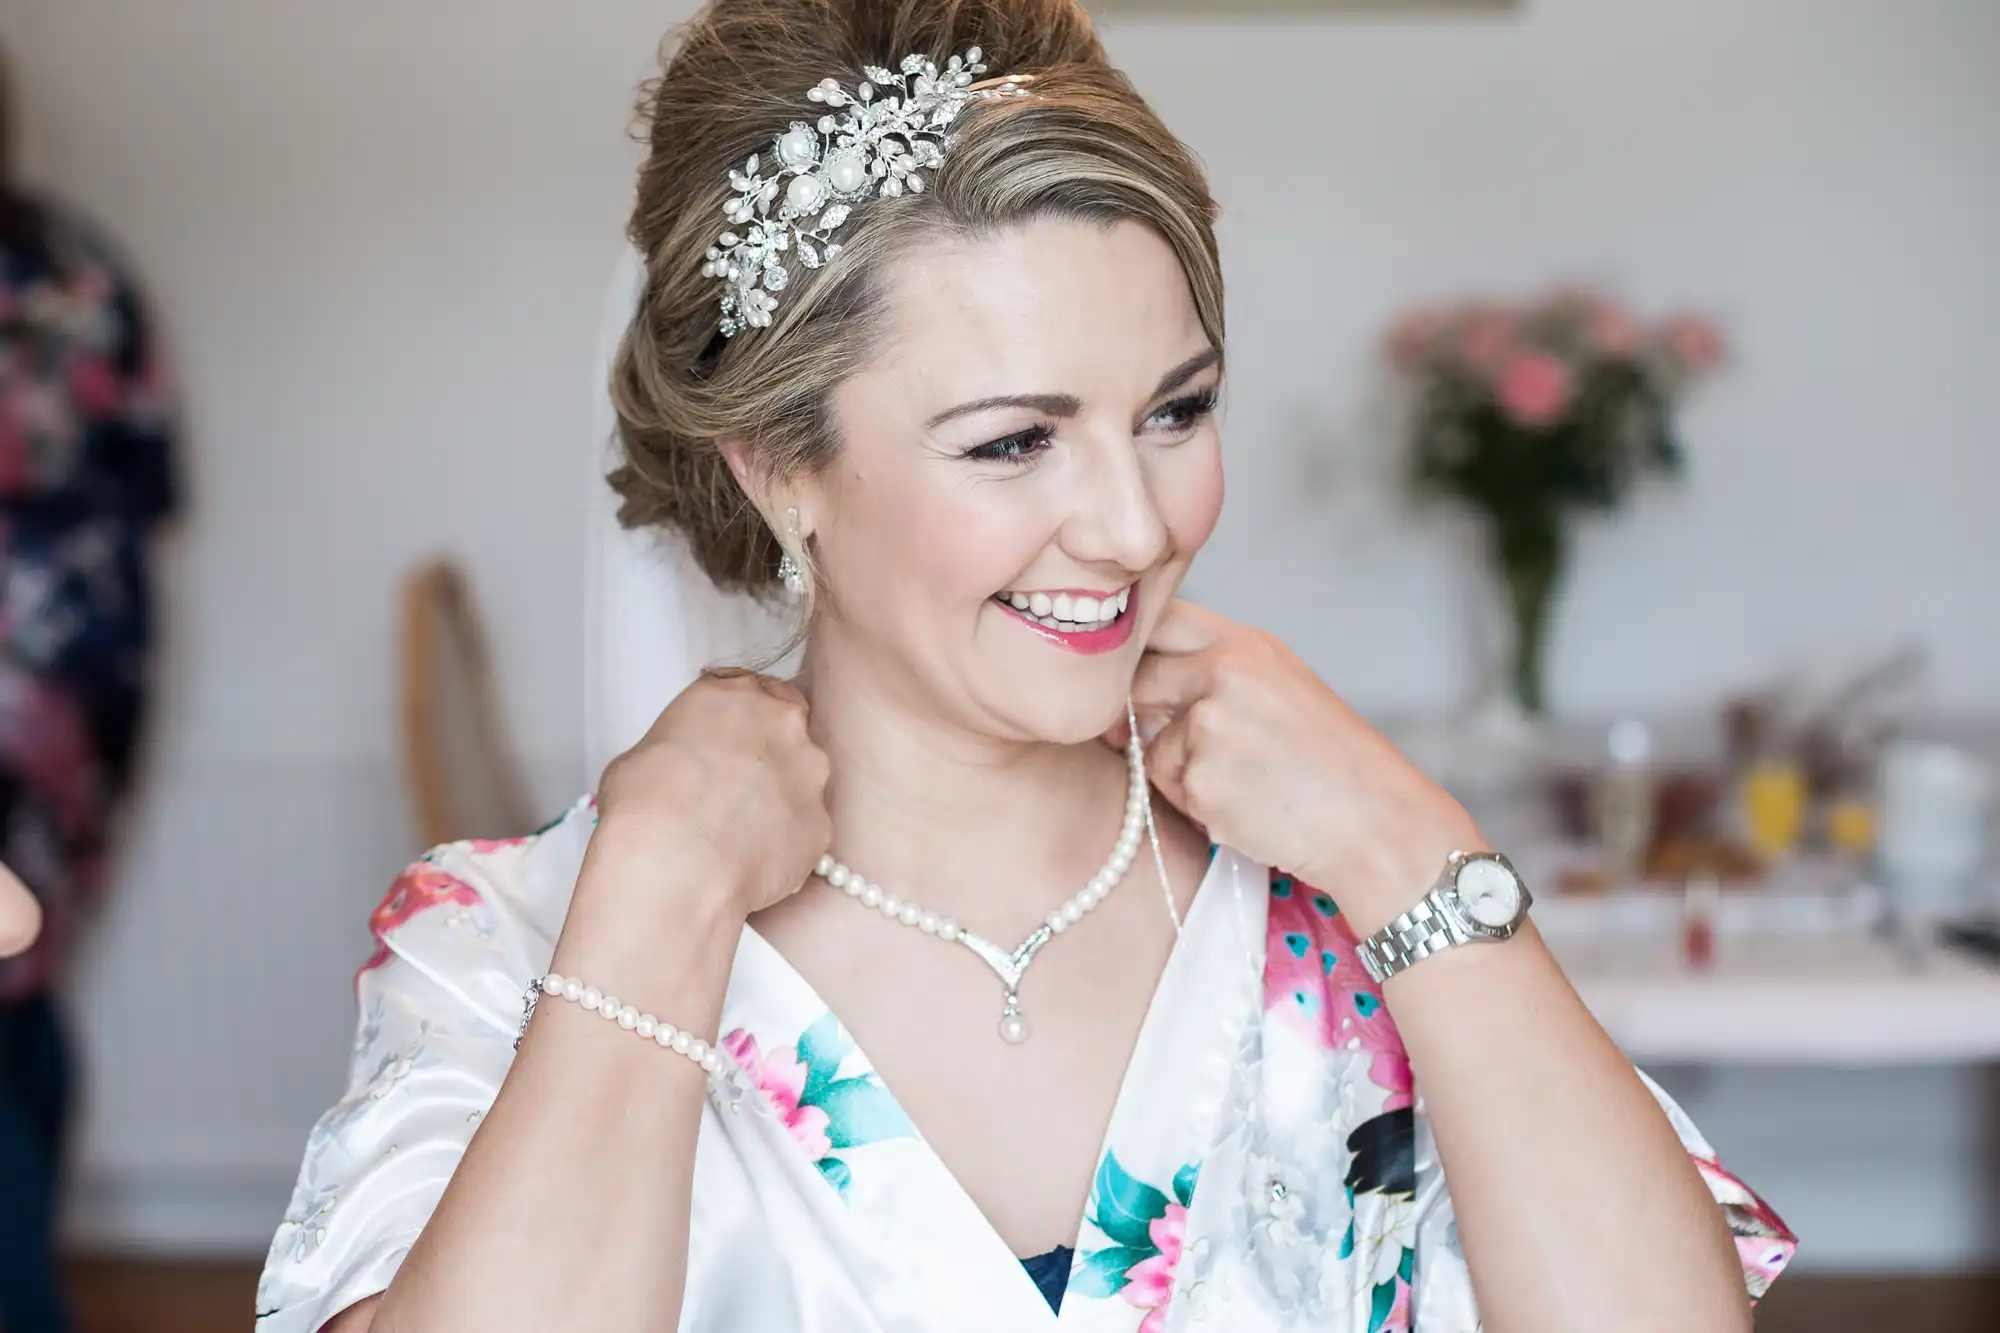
[800,217,1224,744]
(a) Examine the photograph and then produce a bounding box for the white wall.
[1,0,1994,1269]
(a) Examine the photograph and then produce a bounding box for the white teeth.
[996,585,1132,630]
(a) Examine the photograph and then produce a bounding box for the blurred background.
[0,0,1993,1328]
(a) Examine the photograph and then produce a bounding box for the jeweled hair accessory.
[701,46,1032,339]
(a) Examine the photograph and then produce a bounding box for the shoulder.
[355,797,598,1027]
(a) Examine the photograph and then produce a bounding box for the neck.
[792,639,1136,939]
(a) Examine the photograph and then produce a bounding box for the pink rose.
[1496,352,1574,428]
[1584,301,1641,358]
[1457,305,1520,373]
[1659,313,1727,374]
[1383,308,1444,371]
[723,1030,833,1160]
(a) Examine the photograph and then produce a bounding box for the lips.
[991,583,1140,656]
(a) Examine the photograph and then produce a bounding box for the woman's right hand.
[585,669,832,930]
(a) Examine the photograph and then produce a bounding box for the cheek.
[833,464,1033,607]
[1161,436,1226,557]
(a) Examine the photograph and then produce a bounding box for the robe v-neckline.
[720,845,1269,1331]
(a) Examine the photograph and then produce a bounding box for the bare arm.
[1120,599,1755,1331]
[317,673,830,1333]
[346,848,739,1332]
[1363,890,1751,1333]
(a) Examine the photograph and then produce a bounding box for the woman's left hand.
[1109,598,1484,935]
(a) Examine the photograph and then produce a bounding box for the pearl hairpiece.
[701,46,1032,339]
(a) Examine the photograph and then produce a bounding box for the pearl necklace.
[813,700,1177,1045]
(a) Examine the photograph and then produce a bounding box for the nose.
[1059,428,1173,576]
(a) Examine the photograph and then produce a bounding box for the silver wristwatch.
[1357,850,1532,985]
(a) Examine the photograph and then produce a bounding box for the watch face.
[1456,857,1523,928]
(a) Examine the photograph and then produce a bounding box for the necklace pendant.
[998,992,1030,1045]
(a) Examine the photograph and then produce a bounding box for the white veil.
[583,245,795,783]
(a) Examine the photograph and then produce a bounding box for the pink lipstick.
[992,584,1140,656]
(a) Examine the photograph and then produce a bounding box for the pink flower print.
[69,354,122,418]
[1692,1154,1797,1301]
[353,863,485,987]
[0,674,98,831]
[1266,873,1414,1111]
[66,266,114,309]
[723,1029,833,1160]
[1495,352,1574,429]
[0,399,27,495]
[367,864,484,941]
[1382,1277,1413,1332]
[1119,1202,1188,1332]
[465,833,532,854]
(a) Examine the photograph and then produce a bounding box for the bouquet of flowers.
[1385,287,1727,716]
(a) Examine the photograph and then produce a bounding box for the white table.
[1547,932,2000,1065]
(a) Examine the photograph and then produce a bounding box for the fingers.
[1130,648,1216,717]
[1140,598,1226,655]
[1141,707,1195,816]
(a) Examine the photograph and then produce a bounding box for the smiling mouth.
[989,585,1133,633]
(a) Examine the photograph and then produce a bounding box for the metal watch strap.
[1358,892,1467,985]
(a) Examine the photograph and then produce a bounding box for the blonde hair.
[609,0,1224,627]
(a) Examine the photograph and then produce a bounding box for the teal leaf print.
[816,1076,916,1150]
[1369,1277,1398,1330]
[817,1156,852,1192]
[1088,1151,1169,1250]
[1071,1244,1150,1298]
[1171,1161,1200,1209]
[795,1013,850,1105]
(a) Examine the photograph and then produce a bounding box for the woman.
[259,2,1794,1329]
[1,41,180,1333]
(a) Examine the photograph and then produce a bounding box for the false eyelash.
[965,423,1057,464]
[1156,386,1221,430]
[962,387,1222,466]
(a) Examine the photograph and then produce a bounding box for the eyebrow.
[923,347,1224,430]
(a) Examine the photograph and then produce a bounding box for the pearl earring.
[778,507,806,597]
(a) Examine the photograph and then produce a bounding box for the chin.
[980,681,1134,749]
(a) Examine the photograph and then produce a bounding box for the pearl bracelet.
[518,971,728,1078]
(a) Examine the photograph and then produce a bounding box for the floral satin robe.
[257,798,1794,1330]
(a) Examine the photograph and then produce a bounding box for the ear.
[718,436,818,542]
[718,435,759,500]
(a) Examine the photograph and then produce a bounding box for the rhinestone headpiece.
[701,47,1032,339]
